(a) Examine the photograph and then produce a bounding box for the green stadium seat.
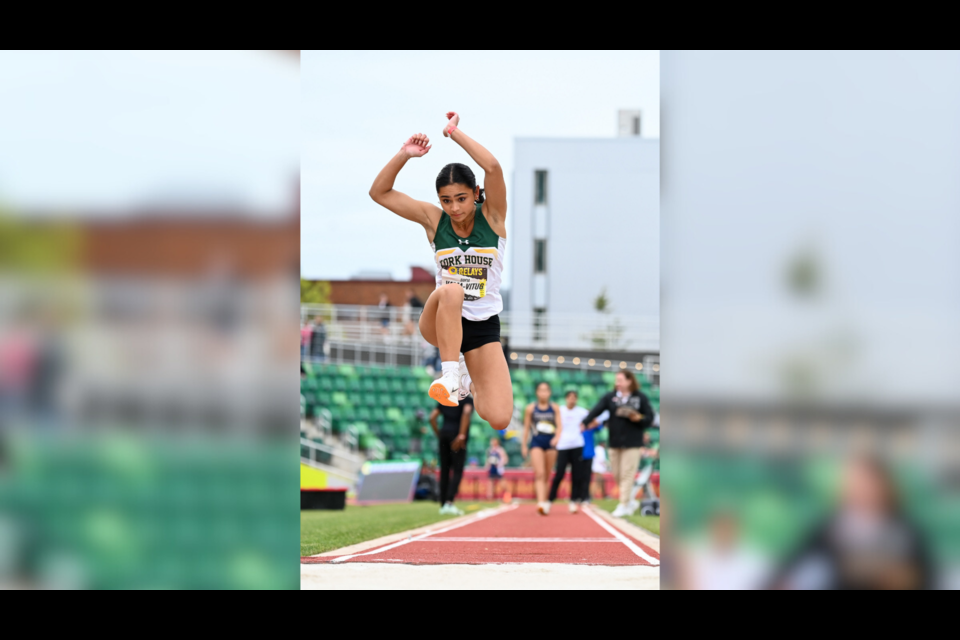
[403,379,418,393]
[301,378,318,392]
[331,392,347,406]
[385,407,403,422]
[361,378,376,393]
[417,379,431,393]
[333,378,347,392]
[342,408,357,422]
[357,407,372,421]
[347,392,362,406]
[513,369,531,383]
[389,379,404,393]
[338,364,356,377]
[371,407,386,422]
[393,394,408,408]
[543,370,560,383]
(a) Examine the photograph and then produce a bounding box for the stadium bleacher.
[301,362,660,465]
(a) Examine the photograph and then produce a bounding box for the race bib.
[536,420,555,434]
[442,266,487,301]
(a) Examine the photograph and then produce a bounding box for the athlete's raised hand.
[442,111,460,137]
[401,133,431,157]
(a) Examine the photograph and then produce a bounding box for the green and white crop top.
[430,202,506,322]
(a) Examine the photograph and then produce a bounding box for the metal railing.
[301,303,660,356]
[300,437,362,483]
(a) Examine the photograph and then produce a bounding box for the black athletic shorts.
[461,314,501,354]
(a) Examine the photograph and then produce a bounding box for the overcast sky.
[0,50,299,215]
[301,50,660,287]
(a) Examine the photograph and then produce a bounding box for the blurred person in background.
[415,459,440,502]
[309,317,326,362]
[591,416,609,499]
[486,437,507,500]
[686,509,771,590]
[301,319,313,360]
[578,410,604,504]
[632,430,660,505]
[549,389,589,513]
[376,293,392,337]
[429,394,473,516]
[771,457,933,590]
[522,381,562,515]
[403,288,424,336]
[581,370,654,517]
[369,112,512,433]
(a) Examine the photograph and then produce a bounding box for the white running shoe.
[451,505,465,516]
[458,353,472,401]
[611,503,629,517]
[537,502,547,515]
[569,501,579,514]
[627,500,640,516]
[429,372,460,407]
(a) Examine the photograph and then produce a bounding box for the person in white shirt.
[548,389,590,513]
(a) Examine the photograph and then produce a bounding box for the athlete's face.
[438,183,479,221]
[565,392,578,408]
[536,383,551,403]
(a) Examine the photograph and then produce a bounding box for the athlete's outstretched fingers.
[464,342,513,430]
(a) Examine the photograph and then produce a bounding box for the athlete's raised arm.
[442,112,507,233]
[369,133,442,238]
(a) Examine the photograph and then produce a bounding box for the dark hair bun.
[476,187,485,204]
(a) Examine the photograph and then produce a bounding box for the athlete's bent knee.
[440,283,465,304]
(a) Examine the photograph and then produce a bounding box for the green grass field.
[301,501,498,557]
[594,499,660,535]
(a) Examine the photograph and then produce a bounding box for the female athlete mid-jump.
[369,112,513,431]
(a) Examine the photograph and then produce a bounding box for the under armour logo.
[458,239,469,245]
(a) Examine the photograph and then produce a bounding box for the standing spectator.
[310,317,326,362]
[591,440,608,499]
[485,437,507,500]
[581,370,654,517]
[631,430,660,507]
[403,288,424,336]
[429,395,473,515]
[301,319,313,360]
[549,389,589,513]
[377,292,391,337]
[579,409,604,505]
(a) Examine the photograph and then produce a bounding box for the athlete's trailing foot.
[429,361,460,407]
[458,352,473,401]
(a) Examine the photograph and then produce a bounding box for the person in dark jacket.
[769,456,933,590]
[581,370,654,517]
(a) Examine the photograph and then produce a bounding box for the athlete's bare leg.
[418,284,463,363]
[531,447,548,504]
[463,342,513,430]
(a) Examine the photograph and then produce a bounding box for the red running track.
[302,504,659,567]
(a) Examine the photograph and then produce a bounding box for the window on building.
[632,116,640,136]
[534,239,546,274]
[535,170,547,204]
[533,307,547,343]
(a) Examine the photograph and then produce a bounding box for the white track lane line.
[582,505,660,566]
[330,504,519,563]
[424,537,620,543]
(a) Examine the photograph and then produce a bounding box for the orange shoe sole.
[428,381,458,407]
